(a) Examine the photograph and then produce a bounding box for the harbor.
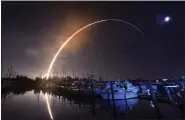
[2,75,185,120]
[2,1,185,120]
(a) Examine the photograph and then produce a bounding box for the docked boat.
[137,85,158,96]
[95,80,139,100]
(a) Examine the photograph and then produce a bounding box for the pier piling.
[110,82,116,117]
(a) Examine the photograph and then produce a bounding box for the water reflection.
[44,93,53,120]
[104,99,138,114]
[2,89,179,120]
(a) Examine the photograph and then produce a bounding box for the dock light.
[165,85,178,88]
[162,79,168,81]
[147,89,151,95]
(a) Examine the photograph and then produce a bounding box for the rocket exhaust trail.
[44,19,144,120]
[45,19,144,79]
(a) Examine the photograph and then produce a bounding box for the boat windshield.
[116,85,124,88]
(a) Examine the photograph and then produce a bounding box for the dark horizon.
[2,2,185,80]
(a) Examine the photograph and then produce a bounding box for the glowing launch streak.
[45,19,144,79]
[44,19,144,120]
[45,93,53,120]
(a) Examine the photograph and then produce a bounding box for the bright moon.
[164,16,171,22]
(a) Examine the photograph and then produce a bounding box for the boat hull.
[99,92,138,100]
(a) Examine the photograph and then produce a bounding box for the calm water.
[2,90,179,120]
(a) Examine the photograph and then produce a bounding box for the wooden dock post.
[164,86,183,118]
[108,91,111,107]
[182,93,185,119]
[148,81,156,101]
[79,102,82,109]
[110,81,116,117]
[78,82,81,93]
[148,81,163,119]
[91,82,96,115]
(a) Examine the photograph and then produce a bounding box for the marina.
[2,1,185,120]
[2,76,185,120]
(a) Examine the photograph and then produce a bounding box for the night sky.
[2,2,185,80]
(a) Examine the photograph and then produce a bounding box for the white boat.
[95,80,139,100]
[137,84,158,96]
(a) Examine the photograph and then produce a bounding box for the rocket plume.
[43,19,144,120]
[45,19,144,79]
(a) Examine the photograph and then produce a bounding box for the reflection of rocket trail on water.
[45,19,144,79]
[40,91,53,120]
[44,19,144,120]
[45,93,53,120]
